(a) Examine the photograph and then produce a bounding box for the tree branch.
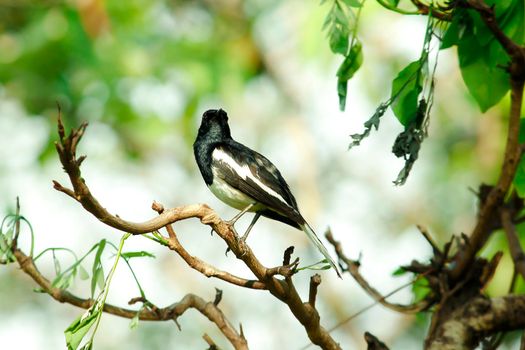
[53,115,342,349]
[501,209,525,280]
[326,230,431,314]
[12,247,248,350]
[451,0,525,280]
[426,295,525,350]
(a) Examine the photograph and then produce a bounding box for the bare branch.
[501,209,525,280]
[364,332,390,350]
[308,274,321,308]
[164,222,265,290]
[12,247,248,350]
[326,230,430,314]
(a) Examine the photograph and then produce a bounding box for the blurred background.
[0,0,517,349]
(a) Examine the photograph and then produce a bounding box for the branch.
[12,247,248,350]
[426,295,525,350]
[53,115,342,349]
[364,332,390,350]
[326,230,431,314]
[501,209,525,280]
[451,0,525,280]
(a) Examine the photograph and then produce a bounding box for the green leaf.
[336,41,363,81]
[79,265,89,280]
[121,251,156,259]
[91,240,106,298]
[64,311,98,350]
[341,0,362,7]
[323,1,355,55]
[337,79,348,111]
[130,310,141,330]
[457,31,510,112]
[336,41,363,111]
[392,266,407,276]
[384,0,400,6]
[441,9,467,49]
[514,154,525,198]
[412,277,430,302]
[390,61,423,126]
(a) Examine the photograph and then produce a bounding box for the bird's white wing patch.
[212,148,289,206]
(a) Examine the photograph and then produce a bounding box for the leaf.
[79,265,89,280]
[121,251,156,259]
[91,240,106,298]
[391,61,423,126]
[457,31,510,112]
[53,251,62,276]
[392,266,407,276]
[130,310,141,330]
[384,0,399,6]
[336,41,363,81]
[514,154,525,198]
[336,41,363,111]
[341,0,362,7]
[441,9,468,49]
[349,102,388,148]
[64,311,98,350]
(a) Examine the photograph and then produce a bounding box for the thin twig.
[326,230,431,314]
[308,274,322,308]
[501,209,525,280]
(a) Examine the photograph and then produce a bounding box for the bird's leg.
[240,212,261,243]
[226,203,255,227]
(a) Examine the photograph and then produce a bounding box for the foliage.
[327,0,525,184]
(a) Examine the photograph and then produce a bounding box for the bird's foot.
[224,232,249,258]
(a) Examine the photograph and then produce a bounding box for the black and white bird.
[193,108,341,277]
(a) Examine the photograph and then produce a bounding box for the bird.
[193,108,341,278]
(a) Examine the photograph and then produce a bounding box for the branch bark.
[426,295,525,350]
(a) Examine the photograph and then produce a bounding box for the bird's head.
[198,108,231,140]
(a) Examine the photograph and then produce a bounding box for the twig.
[163,222,265,290]
[501,209,525,280]
[203,333,220,350]
[326,230,430,314]
[364,332,390,350]
[308,274,322,308]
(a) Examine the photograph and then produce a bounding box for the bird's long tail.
[300,222,342,278]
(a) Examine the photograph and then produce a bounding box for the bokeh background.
[0,0,517,349]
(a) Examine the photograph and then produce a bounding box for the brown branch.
[326,230,430,314]
[12,247,248,350]
[364,332,390,350]
[54,116,341,349]
[501,209,525,280]
[308,274,321,308]
[451,0,525,280]
[163,222,265,290]
[426,294,525,350]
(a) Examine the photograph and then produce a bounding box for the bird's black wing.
[211,141,304,224]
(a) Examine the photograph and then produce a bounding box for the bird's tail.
[300,222,342,278]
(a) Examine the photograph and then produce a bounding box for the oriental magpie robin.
[193,109,341,277]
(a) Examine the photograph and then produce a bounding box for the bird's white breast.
[208,174,257,210]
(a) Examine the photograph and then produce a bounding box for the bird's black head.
[197,108,232,141]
